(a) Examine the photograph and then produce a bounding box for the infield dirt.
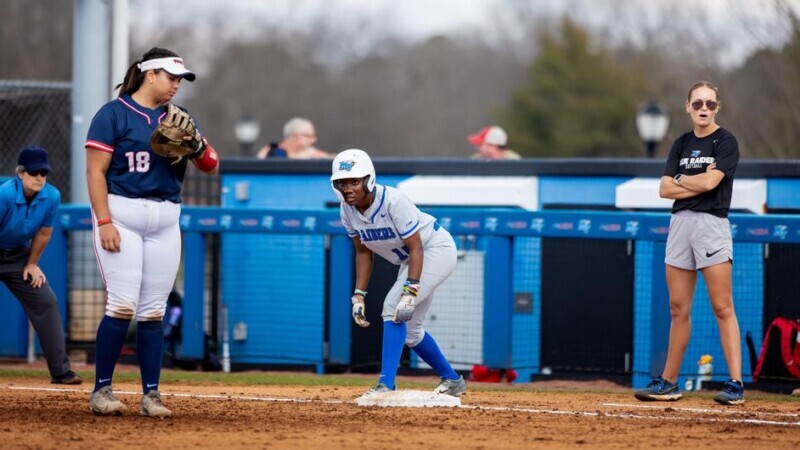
[1,364,798,449]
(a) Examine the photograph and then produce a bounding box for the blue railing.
[57,205,800,242]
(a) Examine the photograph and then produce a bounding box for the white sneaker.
[140,391,172,418]
[435,375,467,397]
[89,386,128,415]
[364,383,393,395]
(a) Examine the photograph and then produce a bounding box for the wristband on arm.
[194,142,219,173]
[403,279,420,296]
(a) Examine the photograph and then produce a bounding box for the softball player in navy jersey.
[331,149,466,396]
[85,47,219,417]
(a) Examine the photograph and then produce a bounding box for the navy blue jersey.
[85,95,201,202]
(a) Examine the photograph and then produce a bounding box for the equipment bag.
[752,317,800,382]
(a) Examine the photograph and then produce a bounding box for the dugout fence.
[2,158,800,391]
[1,205,795,390]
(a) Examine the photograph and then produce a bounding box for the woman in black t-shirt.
[634,81,744,406]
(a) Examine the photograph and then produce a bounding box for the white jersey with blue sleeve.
[340,184,442,265]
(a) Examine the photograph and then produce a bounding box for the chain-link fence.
[1,80,220,355]
[1,80,221,205]
[0,80,72,197]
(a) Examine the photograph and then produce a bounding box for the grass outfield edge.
[0,366,798,401]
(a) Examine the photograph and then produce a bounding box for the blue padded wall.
[511,237,541,382]
[221,174,330,365]
[223,174,336,209]
[677,243,762,384]
[632,241,670,388]
[223,233,326,364]
[0,286,27,357]
[480,236,513,369]
[211,169,771,382]
[633,241,763,388]
[539,176,630,207]
[767,179,800,210]
[0,172,24,354]
[328,235,354,365]
[0,218,68,358]
[222,174,411,210]
[220,173,411,366]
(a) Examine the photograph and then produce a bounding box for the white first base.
[356,389,462,408]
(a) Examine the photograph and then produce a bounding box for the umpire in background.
[0,147,82,384]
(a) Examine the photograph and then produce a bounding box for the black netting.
[0,80,72,199]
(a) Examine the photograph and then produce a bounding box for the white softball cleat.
[89,386,128,416]
[435,375,467,397]
[140,390,172,418]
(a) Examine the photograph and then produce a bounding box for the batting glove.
[393,280,420,323]
[352,294,370,328]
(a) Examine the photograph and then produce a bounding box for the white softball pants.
[381,227,457,347]
[93,194,181,321]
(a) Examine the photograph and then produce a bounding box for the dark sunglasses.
[690,99,718,111]
[26,170,49,177]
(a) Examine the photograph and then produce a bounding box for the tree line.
[3,0,799,159]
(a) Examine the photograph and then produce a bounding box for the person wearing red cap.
[467,126,521,160]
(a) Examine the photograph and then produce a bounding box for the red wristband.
[194,143,219,173]
[96,218,112,226]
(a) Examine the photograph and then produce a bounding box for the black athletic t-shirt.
[662,127,739,218]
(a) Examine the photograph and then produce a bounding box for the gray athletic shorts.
[665,210,733,271]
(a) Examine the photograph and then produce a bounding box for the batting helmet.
[331,149,376,202]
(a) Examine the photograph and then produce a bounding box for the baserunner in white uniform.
[332,149,466,397]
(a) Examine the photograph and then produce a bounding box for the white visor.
[137,57,196,81]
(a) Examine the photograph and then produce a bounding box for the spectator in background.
[468,126,521,160]
[257,117,332,159]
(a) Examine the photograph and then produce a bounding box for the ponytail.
[116,60,144,97]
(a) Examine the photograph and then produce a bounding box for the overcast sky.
[131,0,798,68]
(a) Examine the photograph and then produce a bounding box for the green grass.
[3,367,797,401]
[0,367,435,389]
[0,366,522,392]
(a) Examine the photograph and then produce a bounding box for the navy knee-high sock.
[93,315,131,392]
[378,321,407,390]
[411,332,458,380]
[137,321,164,394]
